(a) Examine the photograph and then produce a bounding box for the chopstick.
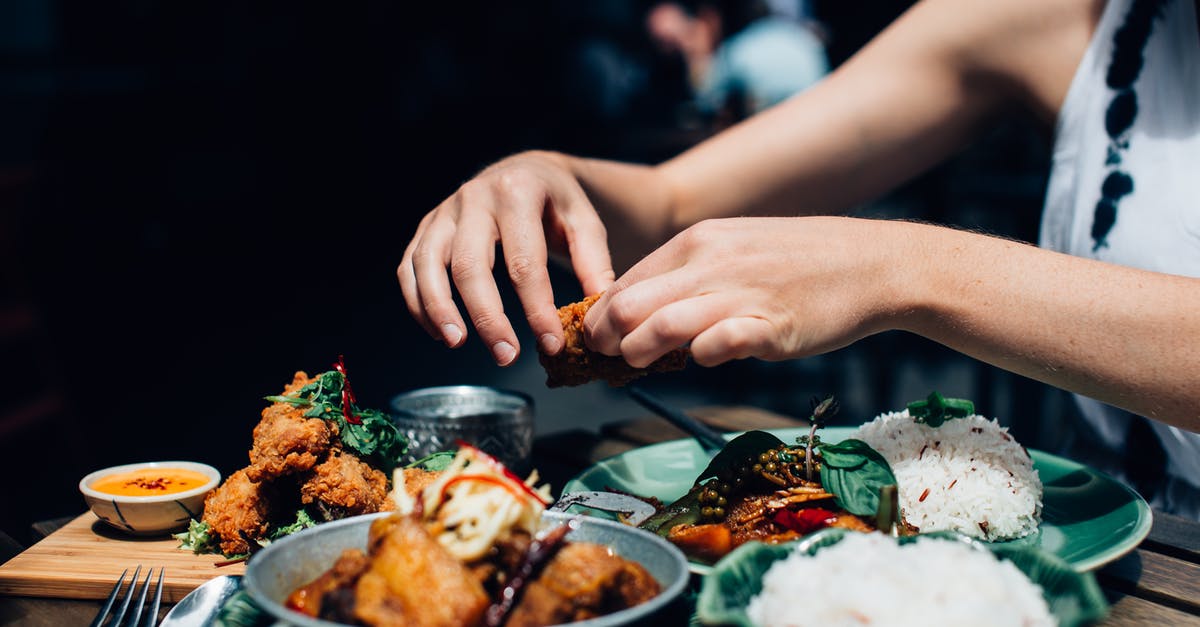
[626,385,728,453]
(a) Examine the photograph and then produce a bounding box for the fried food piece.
[398,467,440,499]
[201,468,272,555]
[246,372,333,482]
[539,294,689,387]
[505,541,661,627]
[286,548,371,619]
[353,515,489,627]
[300,449,390,519]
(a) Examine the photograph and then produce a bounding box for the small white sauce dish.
[79,461,221,536]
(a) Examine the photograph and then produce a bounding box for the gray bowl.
[244,511,690,627]
[390,386,535,472]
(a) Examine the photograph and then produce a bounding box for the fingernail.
[441,324,463,346]
[491,341,517,366]
[538,333,562,355]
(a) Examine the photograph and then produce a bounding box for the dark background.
[0,0,1072,544]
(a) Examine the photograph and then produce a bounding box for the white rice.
[852,410,1042,541]
[746,532,1054,627]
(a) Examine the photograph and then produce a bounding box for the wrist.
[865,219,944,336]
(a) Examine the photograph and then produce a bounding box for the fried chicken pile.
[538,294,689,387]
[202,372,393,555]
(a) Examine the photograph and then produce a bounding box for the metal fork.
[90,566,164,627]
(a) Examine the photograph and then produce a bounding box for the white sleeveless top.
[1041,0,1200,515]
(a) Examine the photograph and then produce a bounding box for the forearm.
[559,153,677,272]
[895,224,1200,431]
[655,0,1093,230]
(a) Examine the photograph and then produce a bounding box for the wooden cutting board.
[0,512,246,603]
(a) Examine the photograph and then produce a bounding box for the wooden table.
[2,405,1198,626]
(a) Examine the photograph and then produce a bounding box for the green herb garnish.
[906,391,974,427]
[174,518,220,554]
[407,451,457,472]
[268,508,318,540]
[265,369,408,474]
[814,438,897,516]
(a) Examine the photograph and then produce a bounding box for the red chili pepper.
[334,354,362,425]
[773,507,837,534]
[455,440,548,506]
[437,474,532,505]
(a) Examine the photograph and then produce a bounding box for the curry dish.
[287,446,662,627]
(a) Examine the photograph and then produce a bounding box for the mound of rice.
[746,532,1054,627]
[852,410,1041,541]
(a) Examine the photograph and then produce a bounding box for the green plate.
[696,528,1109,627]
[561,427,1152,573]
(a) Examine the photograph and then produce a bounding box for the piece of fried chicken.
[539,294,689,387]
[246,371,333,482]
[300,449,391,520]
[201,468,272,555]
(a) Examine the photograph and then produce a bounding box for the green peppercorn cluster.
[699,445,823,522]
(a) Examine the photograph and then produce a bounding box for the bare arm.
[904,226,1200,430]
[584,218,1200,432]
[655,0,1098,227]
[399,0,1101,365]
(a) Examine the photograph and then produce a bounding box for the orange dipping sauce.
[90,467,211,497]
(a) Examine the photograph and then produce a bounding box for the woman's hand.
[583,217,910,368]
[398,151,616,365]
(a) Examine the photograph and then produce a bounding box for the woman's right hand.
[397,150,617,366]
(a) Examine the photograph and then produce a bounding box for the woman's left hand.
[583,216,912,367]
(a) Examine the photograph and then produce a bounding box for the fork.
[90,566,165,627]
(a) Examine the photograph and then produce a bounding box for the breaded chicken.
[539,294,689,387]
[504,541,661,626]
[246,372,333,482]
[300,449,390,519]
[353,515,489,627]
[202,468,272,555]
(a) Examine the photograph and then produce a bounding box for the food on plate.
[176,358,410,557]
[635,393,1041,562]
[201,468,274,555]
[853,391,1042,541]
[538,294,689,387]
[745,532,1054,627]
[639,397,891,563]
[89,466,213,497]
[286,444,662,627]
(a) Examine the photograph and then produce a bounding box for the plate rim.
[561,427,1153,573]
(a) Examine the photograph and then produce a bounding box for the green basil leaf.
[817,439,896,516]
[694,430,785,486]
[907,391,974,428]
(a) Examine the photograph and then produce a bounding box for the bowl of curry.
[79,461,221,536]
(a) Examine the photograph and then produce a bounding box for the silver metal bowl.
[390,385,535,472]
[244,511,690,627]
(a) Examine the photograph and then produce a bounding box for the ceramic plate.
[561,427,1152,574]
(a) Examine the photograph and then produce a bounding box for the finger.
[689,316,780,366]
[399,213,438,338]
[412,206,469,348]
[618,293,733,367]
[451,192,520,366]
[496,197,564,356]
[584,268,698,356]
[559,194,617,298]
